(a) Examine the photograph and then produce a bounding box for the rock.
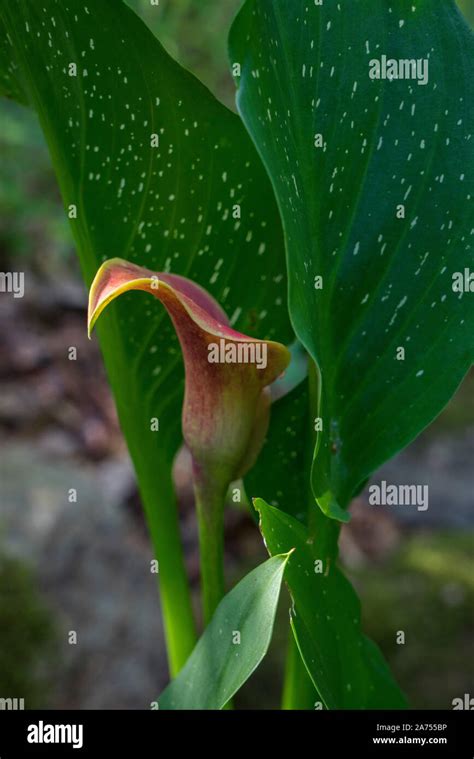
[0,444,169,708]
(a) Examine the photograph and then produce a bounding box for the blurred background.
[0,0,473,710]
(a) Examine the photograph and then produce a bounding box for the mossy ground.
[0,552,58,707]
[351,532,474,709]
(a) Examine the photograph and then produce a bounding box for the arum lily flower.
[88,258,290,621]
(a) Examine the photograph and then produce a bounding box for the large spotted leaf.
[230,0,474,521]
[246,370,408,709]
[0,0,292,671]
[255,499,408,709]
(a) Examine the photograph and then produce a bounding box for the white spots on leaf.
[389,296,408,327]
[230,307,242,326]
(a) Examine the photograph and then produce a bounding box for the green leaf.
[245,359,310,523]
[0,0,292,672]
[158,553,289,710]
[248,364,405,708]
[0,15,29,105]
[255,498,408,709]
[230,0,474,520]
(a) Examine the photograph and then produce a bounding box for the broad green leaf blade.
[247,352,405,708]
[0,0,292,459]
[0,16,29,105]
[255,498,408,709]
[158,553,289,710]
[230,0,474,520]
[245,375,311,523]
[0,0,292,671]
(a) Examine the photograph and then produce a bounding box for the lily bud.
[88,258,290,485]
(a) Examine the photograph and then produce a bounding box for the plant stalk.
[282,633,318,709]
[281,356,321,708]
[193,467,228,625]
[134,455,197,678]
[193,465,235,710]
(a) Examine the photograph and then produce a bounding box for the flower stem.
[193,466,234,709]
[193,466,228,626]
[133,455,197,677]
